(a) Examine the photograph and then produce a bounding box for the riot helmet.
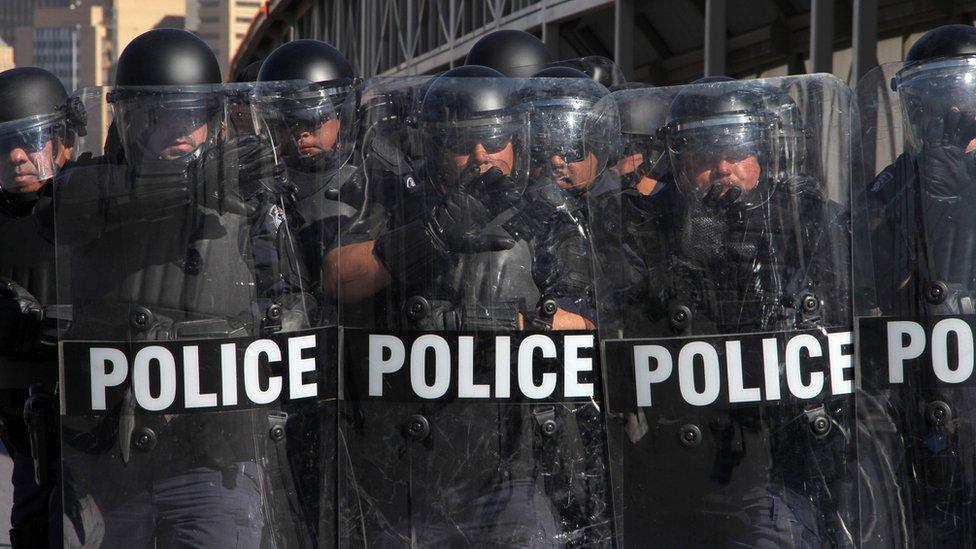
[0,67,84,194]
[108,29,223,167]
[892,25,976,157]
[256,40,358,170]
[419,65,526,189]
[547,56,626,87]
[465,30,552,78]
[519,67,617,193]
[664,80,803,208]
[613,85,669,193]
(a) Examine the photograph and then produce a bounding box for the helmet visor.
[667,118,768,201]
[0,113,66,191]
[112,91,221,162]
[896,57,976,150]
[252,86,339,166]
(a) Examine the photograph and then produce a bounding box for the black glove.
[189,134,280,213]
[918,109,976,199]
[503,178,571,240]
[374,166,516,286]
[0,278,42,355]
[430,165,518,253]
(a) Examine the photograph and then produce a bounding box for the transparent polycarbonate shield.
[588,75,857,547]
[336,76,614,546]
[53,82,339,548]
[548,56,627,88]
[854,58,976,547]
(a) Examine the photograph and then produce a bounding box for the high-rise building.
[10,0,185,154]
[194,0,262,80]
[0,40,14,72]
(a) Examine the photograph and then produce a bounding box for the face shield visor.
[109,86,222,166]
[0,112,66,192]
[667,114,773,208]
[528,97,615,192]
[895,56,976,154]
[252,84,341,172]
[422,114,528,188]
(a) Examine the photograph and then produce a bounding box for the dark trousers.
[100,463,264,549]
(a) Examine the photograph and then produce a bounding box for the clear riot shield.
[854,58,976,547]
[54,82,339,548]
[589,75,857,547]
[335,75,615,546]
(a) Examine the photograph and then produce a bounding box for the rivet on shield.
[809,414,831,437]
[669,305,692,332]
[132,427,157,452]
[405,414,430,441]
[541,298,558,317]
[801,294,819,313]
[678,424,702,447]
[129,306,153,330]
[269,425,285,441]
[925,281,948,305]
[540,419,559,437]
[405,296,430,322]
[926,401,952,427]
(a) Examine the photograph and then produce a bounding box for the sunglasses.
[533,141,588,163]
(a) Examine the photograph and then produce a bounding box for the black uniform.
[340,67,612,547]
[855,25,976,547]
[590,79,856,547]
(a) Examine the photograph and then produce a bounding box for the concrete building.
[191,0,264,80]
[231,0,976,86]
[10,0,184,152]
[0,40,15,72]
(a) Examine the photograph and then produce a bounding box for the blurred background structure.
[231,0,976,85]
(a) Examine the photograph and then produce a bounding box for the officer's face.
[690,154,761,196]
[616,151,658,196]
[296,118,340,157]
[451,140,515,176]
[551,151,599,192]
[0,139,55,193]
[148,120,209,161]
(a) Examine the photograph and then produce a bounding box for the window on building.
[200,16,219,24]
[235,16,252,24]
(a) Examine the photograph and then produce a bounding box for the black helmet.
[114,29,220,87]
[0,67,83,190]
[420,65,526,183]
[465,30,552,78]
[258,39,355,87]
[256,40,358,171]
[665,80,803,206]
[892,26,976,148]
[547,56,625,87]
[109,29,223,166]
[519,66,617,183]
[613,85,669,183]
[906,24,976,64]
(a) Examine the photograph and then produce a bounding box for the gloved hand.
[374,166,516,286]
[429,165,518,253]
[189,134,280,213]
[0,277,42,355]
[918,109,976,199]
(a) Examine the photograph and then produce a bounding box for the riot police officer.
[0,66,82,548]
[465,29,553,78]
[855,24,976,547]
[54,28,307,548]
[612,83,669,196]
[338,65,612,546]
[589,78,856,547]
[256,39,361,306]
